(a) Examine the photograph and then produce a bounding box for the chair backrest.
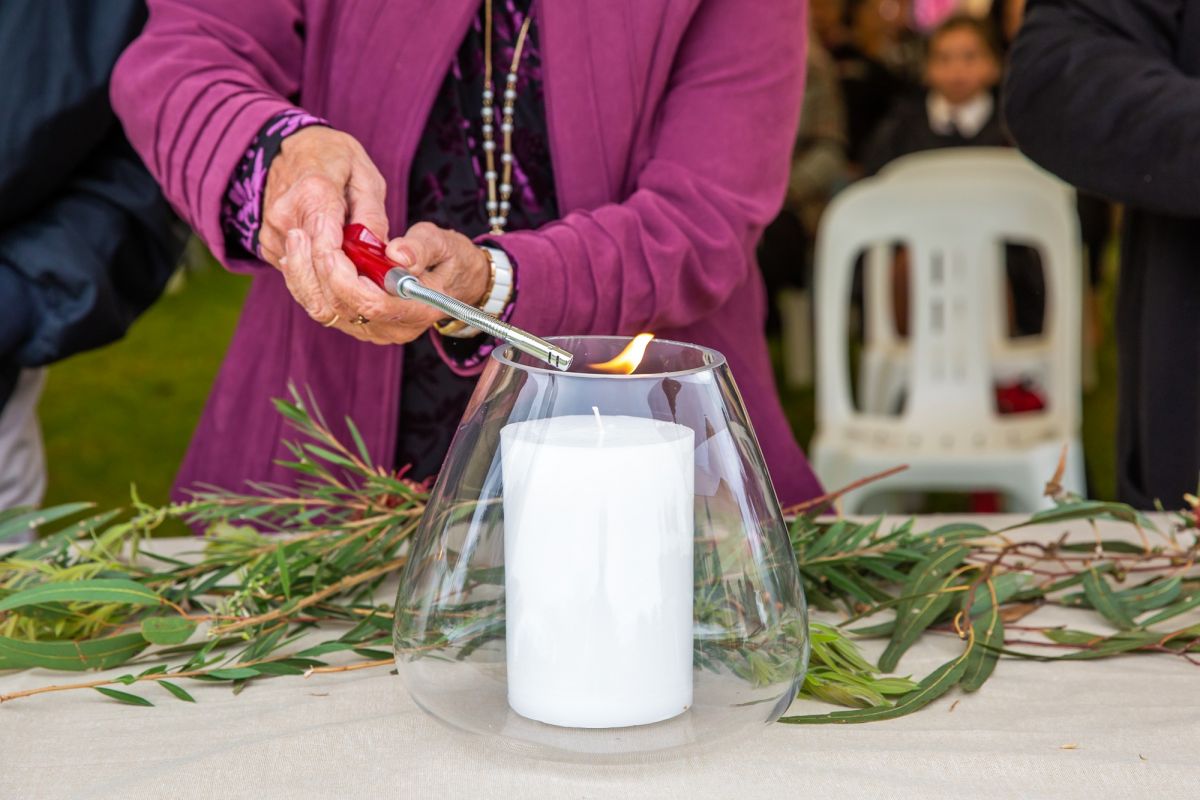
[865,148,1076,350]
[814,170,1081,448]
[880,147,1071,201]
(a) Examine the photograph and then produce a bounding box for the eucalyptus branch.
[3,386,1199,721]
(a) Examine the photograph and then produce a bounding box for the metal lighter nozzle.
[384,269,573,372]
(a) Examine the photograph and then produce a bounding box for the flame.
[589,333,655,375]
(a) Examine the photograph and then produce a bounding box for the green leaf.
[1082,568,1136,629]
[878,544,969,672]
[1116,576,1181,612]
[344,416,373,466]
[140,616,197,646]
[0,503,94,542]
[848,620,895,638]
[961,582,1004,692]
[780,646,970,724]
[1142,593,1200,627]
[159,680,196,703]
[1043,628,1102,646]
[920,522,992,542]
[295,640,361,658]
[0,633,148,671]
[94,686,154,706]
[0,578,162,612]
[205,667,261,680]
[1045,631,1162,660]
[1004,500,1155,533]
[966,572,1028,617]
[9,509,123,561]
[878,592,955,673]
[275,545,292,600]
[249,661,307,676]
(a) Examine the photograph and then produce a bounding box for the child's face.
[925,28,1000,106]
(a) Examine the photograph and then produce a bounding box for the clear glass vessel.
[394,336,808,761]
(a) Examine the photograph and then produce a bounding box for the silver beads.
[481,12,533,234]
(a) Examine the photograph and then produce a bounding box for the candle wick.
[591,406,605,444]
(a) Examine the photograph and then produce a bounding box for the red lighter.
[341,223,396,292]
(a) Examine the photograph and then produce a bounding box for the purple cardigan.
[111,0,823,506]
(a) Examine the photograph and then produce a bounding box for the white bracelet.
[437,246,515,339]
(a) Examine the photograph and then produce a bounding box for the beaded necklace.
[481,0,534,234]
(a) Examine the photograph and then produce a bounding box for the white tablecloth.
[2,516,1197,799]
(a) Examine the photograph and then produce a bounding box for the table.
[2,516,1197,799]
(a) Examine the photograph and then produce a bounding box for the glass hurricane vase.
[393,336,809,761]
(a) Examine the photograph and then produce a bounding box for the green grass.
[40,249,249,511]
[36,242,1121,512]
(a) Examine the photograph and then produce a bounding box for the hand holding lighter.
[340,224,573,371]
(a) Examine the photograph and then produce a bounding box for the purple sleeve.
[221,109,328,258]
[476,0,805,339]
[110,0,307,273]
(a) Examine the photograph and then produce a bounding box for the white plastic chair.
[778,288,813,388]
[859,149,1090,412]
[810,172,1085,512]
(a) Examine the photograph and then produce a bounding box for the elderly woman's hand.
[260,126,387,267]
[384,222,491,310]
[265,128,487,344]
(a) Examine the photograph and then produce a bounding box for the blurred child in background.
[861,12,1045,351]
[862,14,1006,175]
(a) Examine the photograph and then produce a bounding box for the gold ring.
[351,314,370,325]
[321,314,340,328]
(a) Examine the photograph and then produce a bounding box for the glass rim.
[493,335,728,379]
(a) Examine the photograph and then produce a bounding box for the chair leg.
[779,289,813,389]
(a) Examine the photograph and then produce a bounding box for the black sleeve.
[0,130,185,367]
[1002,0,1200,216]
[0,0,185,367]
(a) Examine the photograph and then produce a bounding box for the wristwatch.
[435,245,515,338]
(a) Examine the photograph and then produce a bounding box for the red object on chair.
[995,380,1047,415]
[972,380,1049,512]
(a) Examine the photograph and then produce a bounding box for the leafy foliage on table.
[1,389,1197,719]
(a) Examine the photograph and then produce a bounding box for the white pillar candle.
[501,414,695,728]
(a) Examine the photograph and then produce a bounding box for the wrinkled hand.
[384,222,491,311]
[262,128,485,344]
[281,221,491,345]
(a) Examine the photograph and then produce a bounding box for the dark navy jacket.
[1004,0,1200,508]
[0,1,184,408]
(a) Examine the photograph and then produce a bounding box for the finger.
[346,157,390,242]
[266,173,346,255]
[320,249,437,329]
[281,229,337,325]
[259,226,285,268]
[385,222,448,276]
[307,207,346,259]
